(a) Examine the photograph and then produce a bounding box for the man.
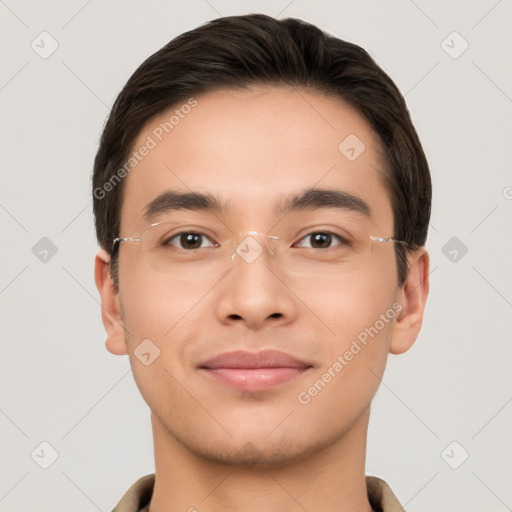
[93,13,430,512]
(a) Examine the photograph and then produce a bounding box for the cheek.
[292,269,398,399]
[293,265,398,332]
[117,277,197,420]
[117,268,209,386]
[118,262,210,335]
[296,289,396,422]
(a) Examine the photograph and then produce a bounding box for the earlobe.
[94,249,128,356]
[389,249,430,355]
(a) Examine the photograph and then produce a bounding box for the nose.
[215,232,298,329]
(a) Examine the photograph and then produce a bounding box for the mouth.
[198,350,313,392]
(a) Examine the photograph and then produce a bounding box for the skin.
[95,86,429,512]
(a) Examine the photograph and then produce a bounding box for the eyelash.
[295,231,351,249]
[164,230,352,250]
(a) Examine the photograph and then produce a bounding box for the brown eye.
[165,232,214,250]
[296,231,349,249]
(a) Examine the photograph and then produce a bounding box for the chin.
[172,420,343,471]
[191,435,316,469]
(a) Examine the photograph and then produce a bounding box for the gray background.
[1,1,511,511]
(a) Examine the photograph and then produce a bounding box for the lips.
[198,350,313,392]
[199,349,311,370]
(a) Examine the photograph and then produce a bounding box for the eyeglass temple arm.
[110,236,142,261]
[370,235,410,247]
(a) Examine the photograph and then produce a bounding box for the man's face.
[113,87,405,466]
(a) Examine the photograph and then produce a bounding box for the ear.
[389,248,430,355]
[94,249,128,356]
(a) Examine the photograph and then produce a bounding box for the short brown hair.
[92,14,431,288]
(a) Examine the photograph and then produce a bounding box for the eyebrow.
[142,187,371,222]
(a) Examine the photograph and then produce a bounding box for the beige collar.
[113,473,405,512]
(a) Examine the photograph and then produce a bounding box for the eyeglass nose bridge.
[230,231,280,265]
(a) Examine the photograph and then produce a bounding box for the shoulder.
[111,473,155,512]
[366,475,405,512]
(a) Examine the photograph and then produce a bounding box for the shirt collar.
[113,473,405,512]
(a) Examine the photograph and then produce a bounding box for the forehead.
[120,87,393,232]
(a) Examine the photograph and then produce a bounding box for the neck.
[147,408,373,512]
